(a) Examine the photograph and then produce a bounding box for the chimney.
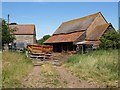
[8,14,10,25]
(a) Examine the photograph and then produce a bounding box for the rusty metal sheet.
[53,12,99,35]
[9,24,36,35]
[75,40,101,45]
[44,31,85,43]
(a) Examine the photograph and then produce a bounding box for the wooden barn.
[44,12,114,52]
[9,24,36,44]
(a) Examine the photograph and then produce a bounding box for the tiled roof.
[86,24,109,40]
[44,31,85,43]
[53,12,99,35]
[44,12,110,44]
[9,24,36,35]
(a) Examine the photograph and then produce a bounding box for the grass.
[2,51,33,88]
[64,49,118,87]
[40,64,61,87]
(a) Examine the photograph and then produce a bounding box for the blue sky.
[2,2,118,39]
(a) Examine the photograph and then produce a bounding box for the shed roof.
[75,40,101,45]
[9,24,36,35]
[53,12,99,35]
[44,31,85,43]
[86,23,110,40]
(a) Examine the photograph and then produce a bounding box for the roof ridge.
[63,12,100,24]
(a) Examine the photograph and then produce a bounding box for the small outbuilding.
[44,12,114,52]
[9,24,36,44]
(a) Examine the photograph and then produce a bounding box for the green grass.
[65,49,118,87]
[2,51,33,88]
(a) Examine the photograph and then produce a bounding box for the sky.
[1,0,120,2]
[2,2,118,40]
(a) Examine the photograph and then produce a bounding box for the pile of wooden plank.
[27,44,53,60]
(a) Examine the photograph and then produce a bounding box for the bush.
[99,28,120,49]
[37,35,51,45]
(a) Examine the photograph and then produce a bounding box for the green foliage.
[65,50,118,87]
[1,20,15,46]
[99,28,120,49]
[37,35,51,45]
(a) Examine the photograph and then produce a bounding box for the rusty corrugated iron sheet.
[75,40,101,45]
[44,31,85,43]
[9,24,36,35]
[86,24,109,40]
[53,12,99,35]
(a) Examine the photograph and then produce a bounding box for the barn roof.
[44,12,111,44]
[9,24,36,35]
[86,23,110,40]
[53,12,99,35]
[44,31,85,43]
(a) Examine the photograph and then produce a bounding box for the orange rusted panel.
[27,44,53,54]
[44,31,85,43]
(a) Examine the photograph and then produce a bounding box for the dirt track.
[21,63,100,88]
[21,53,100,88]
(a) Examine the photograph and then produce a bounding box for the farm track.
[21,53,101,88]
[55,65,96,88]
[21,62,99,88]
[21,66,45,88]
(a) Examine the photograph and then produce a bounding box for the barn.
[9,24,36,44]
[44,12,114,52]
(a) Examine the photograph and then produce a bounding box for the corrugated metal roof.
[44,31,85,43]
[75,40,101,45]
[53,12,99,35]
[86,24,109,40]
[9,24,36,35]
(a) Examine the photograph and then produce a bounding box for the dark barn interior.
[52,42,76,52]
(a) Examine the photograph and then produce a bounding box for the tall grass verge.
[65,49,118,87]
[2,51,33,88]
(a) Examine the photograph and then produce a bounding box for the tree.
[37,35,51,45]
[1,19,15,46]
[99,28,120,49]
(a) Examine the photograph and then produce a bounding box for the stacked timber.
[27,44,53,60]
